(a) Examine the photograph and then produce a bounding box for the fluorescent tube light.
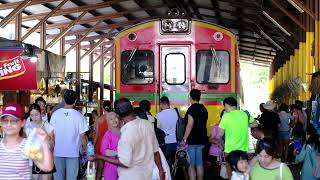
[287,0,304,13]
[262,11,291,37]
[260,30,283,51]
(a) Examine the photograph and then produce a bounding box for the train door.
[159,45,190,111]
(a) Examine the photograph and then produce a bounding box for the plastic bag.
[220,162,228,179]
[23,128,44,160]
[86,161,96,180]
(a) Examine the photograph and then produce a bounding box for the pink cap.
[0,102,24,120]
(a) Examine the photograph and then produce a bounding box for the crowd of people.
[0,88,319,180]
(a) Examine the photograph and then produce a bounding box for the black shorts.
[32,164,56,174]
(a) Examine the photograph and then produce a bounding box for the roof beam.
[64,21,104,55]
[37,5,162,31]
[271,0,306,31]
[262,10,299,40]
[93,45,114,65]
[81,44,112,50]
[80,29,115,60]
[46,19,141,39]
[46,11,87,49]
[21,0,129,22]
[187,0,203,19]
[64,33,113,45]
[0,0,31,28]
[289,0,315,20]
[21,0,69,41]
[0,0,59,11]
[210,0,223,25]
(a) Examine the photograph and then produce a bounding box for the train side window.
[165,53,186,84]
[121,50,154,84]
[196,50,229,84]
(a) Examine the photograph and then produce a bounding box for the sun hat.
[263,101,276,111]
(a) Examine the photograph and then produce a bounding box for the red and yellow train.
[114,18,240,133]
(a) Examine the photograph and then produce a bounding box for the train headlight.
[176,20,188,31]
[162,19,174,32]
[161,19,190,34]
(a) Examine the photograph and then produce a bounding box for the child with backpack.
[227,150,249,180]
[295,126,320,180]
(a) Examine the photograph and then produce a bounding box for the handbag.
[86,161,96,180]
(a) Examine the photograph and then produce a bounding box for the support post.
[89,41,94,102]
[100,46,104,111]
[110,59,114,103]
[15,13,22,41]
[60,28,65,56]
[0,0,31,28]
[76,35,81,100]
[40,23,46,49]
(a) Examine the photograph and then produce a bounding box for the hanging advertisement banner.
[0,49,37,90]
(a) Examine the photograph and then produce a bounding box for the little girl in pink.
[100,112,121,180]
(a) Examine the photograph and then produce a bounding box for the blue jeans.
[53,157,79,180]
[187,145,204,166]
[164,143,177,159]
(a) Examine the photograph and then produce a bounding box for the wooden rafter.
[46,11,87,49]
[64,21,104,55]
[187,0,203,19]
[263,9,299,41]
[21,0,69,41]
[21,0,129,22]
[271,0,306,31]
[290,0,315,20]
[0,0,59,11]
[65,35,114,44]
[80,29,115,60]
[0,0,31,28]
[81,44,112,50]
[36,5,163,31]
[46,19,143,39]
[93,45,114,65]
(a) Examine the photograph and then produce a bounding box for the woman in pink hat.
[0,102,53,180]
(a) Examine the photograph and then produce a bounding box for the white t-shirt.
[156,108,178,144]
[117,118,159,180]
[51,108,89,157]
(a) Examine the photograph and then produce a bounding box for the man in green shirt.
[218,97,254,179]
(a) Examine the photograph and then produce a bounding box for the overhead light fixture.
[262,11,291,36]
[287,0,304,13]
[260,30,283,51]
[30,56,37,63]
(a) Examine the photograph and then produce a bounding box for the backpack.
[154,118,166,146]
[171,145,190,177]
[175,108,185,142]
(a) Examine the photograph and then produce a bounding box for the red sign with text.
[0,49,37,90]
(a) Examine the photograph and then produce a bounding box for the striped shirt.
[0,139,32,180]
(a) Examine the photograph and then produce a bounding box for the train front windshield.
[121,50,154,84]
[196,50,230,84]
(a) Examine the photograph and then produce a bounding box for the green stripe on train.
[115,92,238,101]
